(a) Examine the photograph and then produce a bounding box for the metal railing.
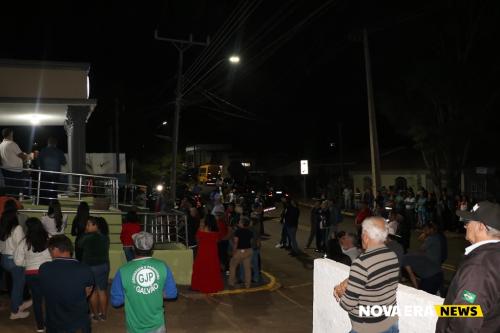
[18,208,189,248]
[121,183,148,206]
[0,167,119,208]
[141,210,189,246]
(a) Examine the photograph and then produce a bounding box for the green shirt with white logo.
[111,257,177,333]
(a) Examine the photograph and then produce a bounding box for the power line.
[183,1,300,94]
[207,0,338,93]
[183,1,262,88]
[241,0,338,75]
[181,0,250,81]
[202,89,255,117]
[199,105,255,121]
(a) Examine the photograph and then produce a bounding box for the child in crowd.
[120,209,142,262]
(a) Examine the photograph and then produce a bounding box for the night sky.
[1,0,499,168]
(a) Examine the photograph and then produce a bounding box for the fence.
[141,210,189,246]
[120,183,148,206]
[18,208,189,248]
[0,166,119,208]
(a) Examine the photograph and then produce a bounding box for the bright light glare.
[30,114,42,126]
[229,55,240,64]
[87,76,90,99]
[15,113,51,126]
[156,184,164,192]
[162,121,168,125]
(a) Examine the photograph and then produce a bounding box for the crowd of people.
[176,188,266,293]
[0,196,177,333]
[327,184,500,332]
[316,186,451,298]
[332,201,500,333]
[345,185,474,233]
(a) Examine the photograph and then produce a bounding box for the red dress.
[191,229,224,293]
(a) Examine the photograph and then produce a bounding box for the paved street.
[0,204,468,332]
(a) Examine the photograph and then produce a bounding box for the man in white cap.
[111,232,177,333]
[436,201,500,332]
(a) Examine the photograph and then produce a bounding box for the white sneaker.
[19,299,33,312]
[10,311,30,320]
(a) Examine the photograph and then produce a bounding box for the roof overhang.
[0,59,96,126]
[0,97,96,126]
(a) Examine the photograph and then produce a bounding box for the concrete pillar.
[65,105,89,174]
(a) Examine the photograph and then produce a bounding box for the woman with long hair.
[0,201,31,319]
[71,201,90,261]
[190,214,224,293]
[41,200,67,236]
[95,216,110,238]
[14,217,51,331]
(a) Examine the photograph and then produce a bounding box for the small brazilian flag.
[462,290,477,304]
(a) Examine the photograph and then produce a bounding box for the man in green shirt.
[111,232,177,333]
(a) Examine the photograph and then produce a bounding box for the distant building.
[349,147,436,192]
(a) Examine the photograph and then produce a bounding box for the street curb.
[209,271,281,296]
[297,201,355,217]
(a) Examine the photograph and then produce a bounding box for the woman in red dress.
[191,214,224,293]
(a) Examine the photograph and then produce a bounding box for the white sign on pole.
[300,160,309,175]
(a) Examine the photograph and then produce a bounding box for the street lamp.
[229,55,240,64]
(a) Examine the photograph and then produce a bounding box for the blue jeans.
[239,248,261,283]
[1,255,25,313]
[26,274,44,329]
[350,322,399,333]
[285,225,299,253]
[123,247,135,262]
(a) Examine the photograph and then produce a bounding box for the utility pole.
[363,28,381,198]
[114,98,120,174]
[338,122,344,184]
[155,31,209,204]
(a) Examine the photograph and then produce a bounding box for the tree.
[133,153,186,188]
[380,1,500,194]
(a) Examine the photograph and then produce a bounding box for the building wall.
[0,66,88,99]
[60,153,126,175]
[351,172,428,192]
[313,259,443,333]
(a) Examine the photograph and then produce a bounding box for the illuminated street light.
[162,121,168,125]
[229,55,240,64]
[156,184,164,192]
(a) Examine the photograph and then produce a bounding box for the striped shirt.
[340,245,400,333]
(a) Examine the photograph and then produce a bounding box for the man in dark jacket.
[306,199,321,249]
[436,201,500,333]
[38,137,66,204]
[284,199,300,256]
